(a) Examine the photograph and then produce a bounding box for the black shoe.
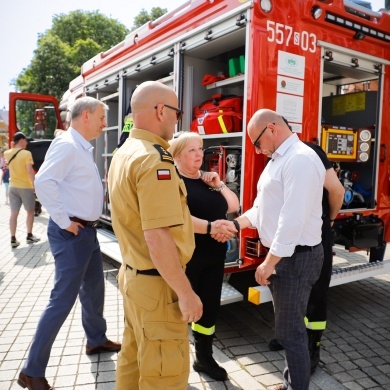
[193,359,228,381]
[268,338,284,351]
[307,329,323,374]
[192,331,228,381]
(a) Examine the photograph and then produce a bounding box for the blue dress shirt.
[35,128,103,229]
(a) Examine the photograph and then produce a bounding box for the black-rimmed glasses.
[154,104,184,121]
[252,126,268,149]
[252,122,275,149]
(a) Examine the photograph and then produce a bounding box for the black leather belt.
[126,264,160,276]
[263,243,321,253]
[295,243,321,253]
[70,216,99,228]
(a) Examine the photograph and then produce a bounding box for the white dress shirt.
[243,133,325,258]
[35,128,103,229]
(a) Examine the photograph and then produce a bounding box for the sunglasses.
[154,104,183,121]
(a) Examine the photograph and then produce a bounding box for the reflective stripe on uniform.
[191,322,215,335]
[305,316,327,331]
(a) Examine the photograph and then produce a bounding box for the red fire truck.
[9,0,390,304]
[8,93,63,171]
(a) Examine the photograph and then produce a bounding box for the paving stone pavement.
[0,185,389,389]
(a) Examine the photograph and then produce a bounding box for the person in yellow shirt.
[4,132,40,248]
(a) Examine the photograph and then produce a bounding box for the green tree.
[17,34,75,100]
[50,11,128,49]
[15,10,129,101]
[132,7,167,31]
[14,8,168,102]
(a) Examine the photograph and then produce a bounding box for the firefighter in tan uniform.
[108,81,203,390]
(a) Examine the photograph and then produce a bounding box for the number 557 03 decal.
[267,20,317,53]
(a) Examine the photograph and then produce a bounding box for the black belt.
[126,264,160,276]
[263,243,321,253]
[294,243,321,253]
[70,216,99,228]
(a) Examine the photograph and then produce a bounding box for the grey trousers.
[269,244,323,390]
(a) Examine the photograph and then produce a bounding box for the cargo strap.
[217,110,228,133]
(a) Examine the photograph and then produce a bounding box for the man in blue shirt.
[18,97,121,390]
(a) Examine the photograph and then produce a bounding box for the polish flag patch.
[157,169,171,180]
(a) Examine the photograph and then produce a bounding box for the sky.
[0,0,182,110]
[0,0,386,111]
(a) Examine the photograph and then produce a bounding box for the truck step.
[248,259,390,305]
[330,260,390,287]
[97,228,243,305]
[98,229,389,306]
[97,228,122,263]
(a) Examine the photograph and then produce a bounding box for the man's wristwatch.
[232,219,240,232]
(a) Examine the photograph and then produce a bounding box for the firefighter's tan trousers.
[116,265,190,390]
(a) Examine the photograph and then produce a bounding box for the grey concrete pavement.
[0,189,259,390]
[1,185,389,389]
[213,255,390,389]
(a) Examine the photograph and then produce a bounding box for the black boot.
[307,329,323,374]
[192,331,228,381]
[268,338,284,351]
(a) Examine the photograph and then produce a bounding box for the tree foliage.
[132,7,167,31]
[15,10,129,102]
[15,7,168,102]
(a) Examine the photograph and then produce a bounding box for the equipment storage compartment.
[179,15,248,268]
[181,17,247,137]
[181,23,247,200]
[180,17,247,193]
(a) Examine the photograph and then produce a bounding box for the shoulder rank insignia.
[153,144,174,164]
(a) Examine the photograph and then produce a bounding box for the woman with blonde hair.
[169,132,239,381]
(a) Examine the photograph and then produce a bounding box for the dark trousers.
[23,219,107,377]
[269,244,323,390]
[186,256,225,333]
[306,220,333,329]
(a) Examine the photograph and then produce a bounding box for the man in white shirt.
[233,109,325,390]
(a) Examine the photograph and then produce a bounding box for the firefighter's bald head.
[131,81,176,113]
[131,81,180,141]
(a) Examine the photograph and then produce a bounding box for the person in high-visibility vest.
[113,114,133,153]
